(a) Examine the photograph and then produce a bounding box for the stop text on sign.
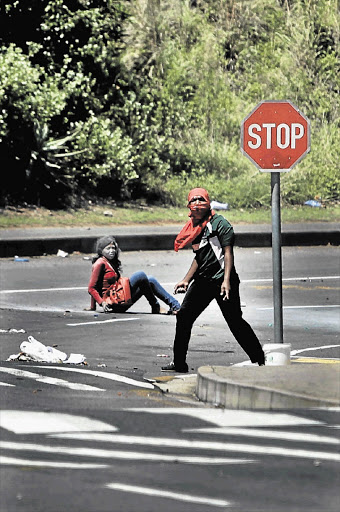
[248,123,304,150]
[241,101,310,172]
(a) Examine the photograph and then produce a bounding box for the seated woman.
[88,235,180,314]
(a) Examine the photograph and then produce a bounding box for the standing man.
[162,188,265,373]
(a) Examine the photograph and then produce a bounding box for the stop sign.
[241,100,310,171]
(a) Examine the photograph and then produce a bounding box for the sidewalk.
[0,222,339,257]
[149,362,340,409]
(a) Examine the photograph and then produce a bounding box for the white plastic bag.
[20,336,67,363]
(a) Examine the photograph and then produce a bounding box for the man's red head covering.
[187,188,210,204]
[174,188,214,252]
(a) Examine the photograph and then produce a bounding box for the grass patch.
[0,204,339,229]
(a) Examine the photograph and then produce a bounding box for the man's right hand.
[174,281,188,294]
[174,259,197,294]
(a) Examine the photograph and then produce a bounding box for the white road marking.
[0,411,117,434]
[182,428,339,445]
[0,381,15,387]
[164,276,340,286]
[126,408,323,427]
[242,276,340,283]
[0,456,109,469]
[105,483,232,508]
[291,344,340,355]
[292,357,340,363]
[0,367,104,392]
[0,442,256,465]
[49,433,339,461]
[233,345,340,366]
[31,366,154,390]
[234,344,340,367]
[0,305,81,313]
[0,287,87,294]
[1,275,338,294]
[258,305,339,310]
[67,318,140,326]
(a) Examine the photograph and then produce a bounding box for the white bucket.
[263,343,291,366]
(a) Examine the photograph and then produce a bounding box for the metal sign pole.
[241,101,310,348]
[271,172,283,343]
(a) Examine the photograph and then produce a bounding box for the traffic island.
[196,364,340,409]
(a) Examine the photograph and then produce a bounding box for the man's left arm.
[220,245,233,300]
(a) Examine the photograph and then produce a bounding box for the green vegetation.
[1,1,339,209]
[1,204,339,228]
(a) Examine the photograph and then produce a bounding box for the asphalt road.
[1,246,339,511]
[1,245,339,365]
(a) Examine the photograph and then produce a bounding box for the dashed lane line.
[0,367,105,392]
[0,287,87,294]
[0,442,257,466]
[67,317,140,327]
[49,433,340,462]
[31,366,154,390]
[0,457,109,469]
[181,428,339,444]
[104,483,232,508]
[2,364,154,391]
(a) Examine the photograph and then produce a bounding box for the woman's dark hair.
[92,236,122,275]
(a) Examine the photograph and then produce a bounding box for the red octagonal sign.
[241,100,310,172]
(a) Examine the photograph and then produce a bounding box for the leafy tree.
[0,0,338,207]
[26,121,86,206]
[0,0,128,206]
[0,44,70,204]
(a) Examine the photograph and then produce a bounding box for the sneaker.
[167,307,180,315]
[161,361,189,373]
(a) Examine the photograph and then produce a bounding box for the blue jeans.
[128,271,180,312]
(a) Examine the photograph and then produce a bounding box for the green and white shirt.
[192,214,239,283]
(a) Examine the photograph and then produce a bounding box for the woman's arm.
[88,260,105,306]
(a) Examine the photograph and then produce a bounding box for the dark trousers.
[173,278,265,367]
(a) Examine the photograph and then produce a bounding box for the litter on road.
[0,328,26,334]
[7,335,86,364]
[57,249,69,258]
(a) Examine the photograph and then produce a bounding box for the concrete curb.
[149,374,198,401]
[0,234,174,257]
[1,229,339,257]
[195,365,340,409]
